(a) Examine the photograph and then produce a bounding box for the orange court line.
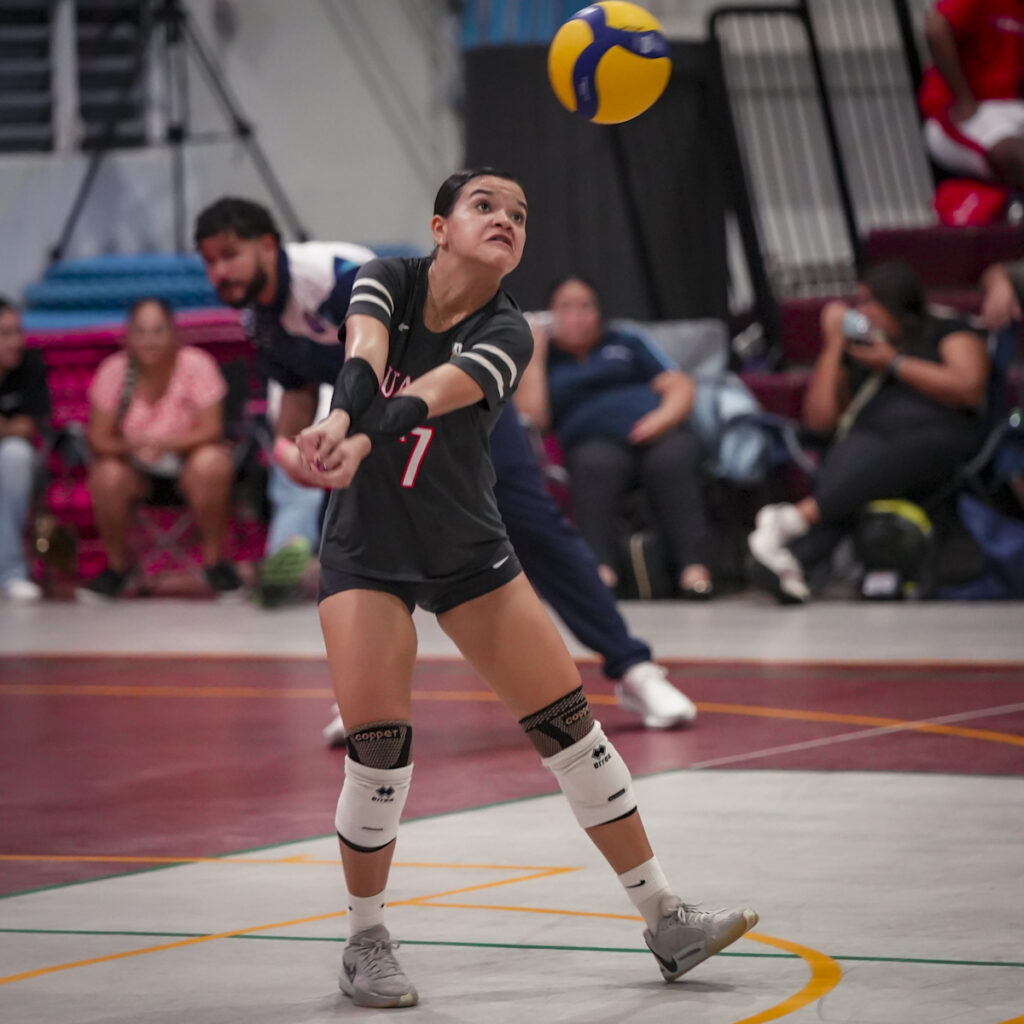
[5,650,1024,669]
[0,863,570,987]
[739,932,843,1024]
[408,898,642,922]
[0,854,576,871]
[0,907,349,986]
[0,849,854,1023]
[405,895,841,1022]
[697,702,1024,748]
[395,868,580,906]
[0,872,842,1024]
[3,682,1022,747]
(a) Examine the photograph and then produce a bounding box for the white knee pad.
[334,757,413,852]
[542,723,636,829]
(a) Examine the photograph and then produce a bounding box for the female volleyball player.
[292,168,757,1008]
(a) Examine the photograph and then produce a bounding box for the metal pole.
[178,9,309,241]
[797,0,863,273]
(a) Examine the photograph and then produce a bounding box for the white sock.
[347,890,386,937]
[617,856,674,932]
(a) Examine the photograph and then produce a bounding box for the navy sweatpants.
[490,405,651,680]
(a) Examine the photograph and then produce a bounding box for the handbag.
[692,373,772,487]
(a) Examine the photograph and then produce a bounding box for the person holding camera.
[748,261,989,603]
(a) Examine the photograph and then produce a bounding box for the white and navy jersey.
[242,241,375,390]
[320,256,534,582]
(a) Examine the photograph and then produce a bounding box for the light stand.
[50,0,308,262]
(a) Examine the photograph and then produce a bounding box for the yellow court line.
[698,702,1024,748]
[0,854,570,871]
[408,897,841,1022]
[5,682,1022,749]
[6,649,1024,669]
[739,932,843,1024]
[409,898,643,922]
[0,908,348,986]
[0,684,336,700]
[395,868,580,906]
[0,864,564,987]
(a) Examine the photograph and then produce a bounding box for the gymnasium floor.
[1,595,1023,1023]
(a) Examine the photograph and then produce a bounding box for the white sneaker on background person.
[4,578,42,603]
[616,661,697,729]
[747,503,811,604]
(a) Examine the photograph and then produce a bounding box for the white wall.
[0,0,463,299]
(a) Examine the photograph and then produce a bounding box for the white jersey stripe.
[459,351,506,398]
[473,343,518,387]
[350,293,394,317]
[352,278,394,313]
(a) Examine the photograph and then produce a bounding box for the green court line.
[2,929,1021,970]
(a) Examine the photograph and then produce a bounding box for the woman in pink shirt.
[79,297,242,599]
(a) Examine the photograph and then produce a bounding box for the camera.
[841,309,875,345]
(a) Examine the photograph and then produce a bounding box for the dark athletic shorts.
[318,549,522,615]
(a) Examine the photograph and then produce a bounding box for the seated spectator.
[980,258,1024,330]
[79,298,242,600]
[748,261,989,603]
[919,0,1024,190]
[0,297,50,603]
[518,275,713,598]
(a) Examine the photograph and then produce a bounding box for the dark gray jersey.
[319,257,533,582]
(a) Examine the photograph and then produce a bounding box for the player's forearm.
[402,363,486,419]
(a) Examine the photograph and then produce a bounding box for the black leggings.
[789,420,978,572]
[564,426,707,573]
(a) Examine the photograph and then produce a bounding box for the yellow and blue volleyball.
[547,2,671,124]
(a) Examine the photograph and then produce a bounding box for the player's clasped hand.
[295,410,372,490]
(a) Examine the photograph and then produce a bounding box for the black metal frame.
[707,0,865,357]
[890,0,925,96]
[50,0,307,262]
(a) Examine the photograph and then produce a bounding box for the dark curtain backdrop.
[463,41,730,321]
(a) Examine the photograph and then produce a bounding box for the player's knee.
[520,685,595,756]
[520,689,636,828]
[335,720,413,852]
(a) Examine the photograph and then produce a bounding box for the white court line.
[687,700,1024,770]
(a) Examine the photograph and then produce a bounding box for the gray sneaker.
[339,924,419,1008]
[644,896,758,981]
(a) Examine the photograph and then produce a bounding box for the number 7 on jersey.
[400,427,434,488]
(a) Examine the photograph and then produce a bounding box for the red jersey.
[919,0,1024,118]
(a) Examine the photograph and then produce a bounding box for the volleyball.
[547,2,671,124]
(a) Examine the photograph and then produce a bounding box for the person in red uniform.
[919,0,1024,187]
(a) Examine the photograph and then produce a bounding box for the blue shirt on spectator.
[547,326,675,449]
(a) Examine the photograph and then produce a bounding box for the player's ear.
[430,213,447,250]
